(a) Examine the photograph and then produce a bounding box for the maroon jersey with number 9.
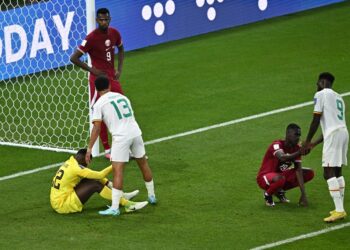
[78,27,122,80]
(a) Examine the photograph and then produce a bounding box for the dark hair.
[286,123,300,132]
[96,8,110,16]
[76,148,87,156]
[76,148,92,163]
[318,72,335,84]
[94,76,109,91]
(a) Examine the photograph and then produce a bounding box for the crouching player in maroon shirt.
[257,123,314,207]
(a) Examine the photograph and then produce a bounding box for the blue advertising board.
[0,0,344,80]
[99,0,344,51]
[0,0,85,80]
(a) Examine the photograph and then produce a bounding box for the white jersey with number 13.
[92,92,142,141]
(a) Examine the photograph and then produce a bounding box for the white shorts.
[322,127,348,167]
[111,135,146,162]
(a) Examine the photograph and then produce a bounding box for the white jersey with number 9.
[313,88,347,139]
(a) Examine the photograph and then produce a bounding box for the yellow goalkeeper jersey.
[50,156,112,203]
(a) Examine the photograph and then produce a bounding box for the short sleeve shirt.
[92,92,141,141]
[313,88,347,138]
[78,27,122,78]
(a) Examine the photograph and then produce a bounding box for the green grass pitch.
[1,2,350,249]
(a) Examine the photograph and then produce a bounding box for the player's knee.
[335,168,342,178]
[272,174,285,183]
[93,181,104,191]
[323,172,333,180]
[271,175,285,188]
[277,176,286,186]
[84,179,103,192]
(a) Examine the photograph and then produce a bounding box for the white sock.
[337,176,346,203]
[111,188,123,210]
[327,177,344,212]
[145,180,155,197]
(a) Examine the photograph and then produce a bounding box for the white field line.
[145,91,350,145]
[0,142,77,154]
[0,162,63,181]
[1,91,350,183]
[250,222,350,250]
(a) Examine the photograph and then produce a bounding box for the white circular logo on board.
[141,0,176,36]
[258,0,268,11]
[196,0,224,21]
[142,5,152,20]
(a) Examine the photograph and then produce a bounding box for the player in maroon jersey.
[70,8,124,159]
[256,123,314,207]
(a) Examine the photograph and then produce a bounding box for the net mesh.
[0,0,89,151]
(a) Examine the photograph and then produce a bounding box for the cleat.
[123,190,140,200]
[324,211,347,222]
[264,192,275,207]
[125,201,148,213]
[99,206,120,216]
[330,210,336,215]
[148,195,157,204]
[275,190,290,203]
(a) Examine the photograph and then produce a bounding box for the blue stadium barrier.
[0,0,344,80]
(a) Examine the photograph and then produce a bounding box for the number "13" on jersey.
[111,98,132,119]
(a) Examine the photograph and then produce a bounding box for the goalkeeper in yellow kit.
[50,149,148,214]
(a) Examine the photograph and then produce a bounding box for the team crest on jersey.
[279,163,291,171]
[105,39,111,46]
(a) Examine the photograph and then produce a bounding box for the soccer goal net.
[0,0,91,153]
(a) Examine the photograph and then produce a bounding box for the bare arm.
[85,121,102,164]
[275,150,301,162]
[70,50,105,76]
[310,134,323,148]
[301,113,321,155]
[294,162,308,206]
[305,113,321,143]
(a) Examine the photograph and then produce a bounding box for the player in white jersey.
[86,76,157,216]
[302,72,348,222]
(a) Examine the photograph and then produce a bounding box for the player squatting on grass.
[257,123,314,207]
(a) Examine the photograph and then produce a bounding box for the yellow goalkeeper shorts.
[50,191,83,214]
